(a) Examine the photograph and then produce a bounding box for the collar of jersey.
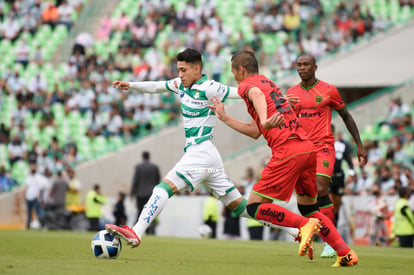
[300,79,319,91]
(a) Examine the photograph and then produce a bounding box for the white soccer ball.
[91,230,122,259]
[198,224,213,238]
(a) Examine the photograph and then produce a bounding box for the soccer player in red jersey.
[287,54,367,257]
[209,51,358,267]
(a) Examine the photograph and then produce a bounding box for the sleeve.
[329,85,346,110]
[164,77,182,94]
[205,81,231,102]
[129,80,173,94]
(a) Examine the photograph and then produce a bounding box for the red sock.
[309,211,350,256]
[255,203,307,228]
[319,204,336,224]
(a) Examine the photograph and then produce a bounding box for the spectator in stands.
[30,45,45,66]
[42,2,59,30]
[86,107,104,139]
[122,109,139,141]
[76,79,95,114]
[114,11,131,32]
[14,38,30,68]
[46,82,66,105]
[95,12,113,40]
[27,140,40,165]
[355,168,374,195]
[57,0,74,30]
[63,145,82,168]
[114,46,133,73]
[375,165,396,195]
[2,12,21,42]
[8,134,27,167]
[282,6,301,39]
[0,123,10,145]
[103,105,123,137]
[6,70,26,97]
[0,165,16,192]
[11,98,28,128]
[387,97,411,130]
[27,72,48,112]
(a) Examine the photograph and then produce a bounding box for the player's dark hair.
[231,50,258,73]
[297,53,316,65]
[176,48,202,68]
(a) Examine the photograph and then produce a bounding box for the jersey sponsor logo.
[180,91,185,98]
[315,95,323,104]
[258,207,285,222]
[278,118,298,129]
[182,109,200,117]
[299,111,322,118]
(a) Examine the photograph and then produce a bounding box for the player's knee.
[246,203,261,218]
[298,203,319,217]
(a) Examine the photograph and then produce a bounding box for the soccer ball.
[198,224,213,238]
[91,230,122,259]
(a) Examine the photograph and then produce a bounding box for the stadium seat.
[92,135,109,158]
[10,160,29,185]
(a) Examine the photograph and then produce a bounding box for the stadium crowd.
[1,0,414,202]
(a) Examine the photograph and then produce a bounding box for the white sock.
[260,221,299,241]
[132,187,169,238]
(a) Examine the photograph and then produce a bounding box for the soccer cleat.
[295,231,315,260]
[105,224,141,248]
[332,250,358,267]
[320,243,336,258]
[298,218,320,257]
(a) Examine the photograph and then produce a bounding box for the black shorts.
[330,170,345,196]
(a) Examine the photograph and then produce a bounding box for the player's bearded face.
[177,61,199,87]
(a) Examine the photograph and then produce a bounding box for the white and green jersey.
[165,75,230,150]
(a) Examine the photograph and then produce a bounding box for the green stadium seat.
[92,135,109,158]
[11,160,29,185]
[109,135,124,151]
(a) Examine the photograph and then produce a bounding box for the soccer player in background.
[331,124,355,225]
[105,48,316,258]
[208,50,358,267]
[287,54,367,257]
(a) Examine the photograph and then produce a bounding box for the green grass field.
[0,230,413,275]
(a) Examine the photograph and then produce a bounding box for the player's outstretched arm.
[112,80,169,94]
[208,96,261,139]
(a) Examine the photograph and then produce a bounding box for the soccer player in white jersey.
[105,49,313,258]
[105,48,252,247]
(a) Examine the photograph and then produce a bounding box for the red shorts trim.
[253,139,317,202]
[314,143,335,178]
